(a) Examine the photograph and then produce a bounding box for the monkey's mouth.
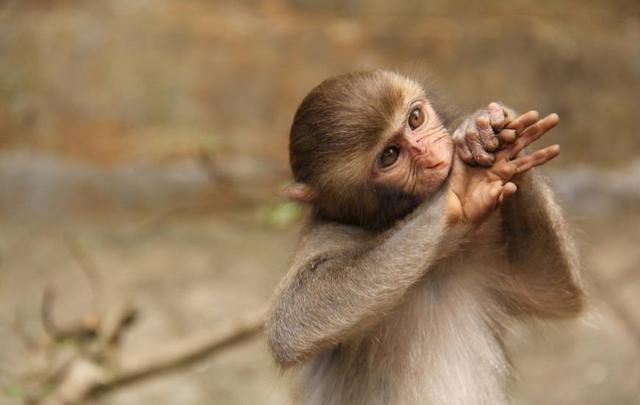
[418,159,447,170]
[416,156,448,170]
[427,161,447,170]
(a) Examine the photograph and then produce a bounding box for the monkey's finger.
[468,181,504,223]
[498,182,518,204]
[466,121,495,167]
[497,114,559,161]
[503,107,517,123]
[505,110,540,134]
[453,123,474,164]
[488,102,506,131]
[487,182,504,207]
[476,115,499,152]
[505,113,560,159]
[511,144,561,173]
[497,129,517,144]
[467,138,494,167]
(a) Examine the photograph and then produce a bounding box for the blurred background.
[0,0,639,404]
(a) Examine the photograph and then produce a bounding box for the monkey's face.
[289,70,455,228]
[371,98,453,199]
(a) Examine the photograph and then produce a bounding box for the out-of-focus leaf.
[4,385,23,400]
[256,202,304,228]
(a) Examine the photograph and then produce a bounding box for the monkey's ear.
[285,182,317,204]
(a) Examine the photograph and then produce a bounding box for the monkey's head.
[288,70,454,229]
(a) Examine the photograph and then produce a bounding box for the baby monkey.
[268,70,583,405]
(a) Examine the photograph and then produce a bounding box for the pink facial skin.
[372,100,454,198]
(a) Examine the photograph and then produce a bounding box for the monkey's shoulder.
[299,220,373,249]
[289,220,375,271]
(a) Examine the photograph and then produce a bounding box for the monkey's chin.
[414,164,451,198]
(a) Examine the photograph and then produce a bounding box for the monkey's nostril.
[409,136,429,153]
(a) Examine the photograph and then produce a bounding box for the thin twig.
[96,308,266,395]
[37,308,266,404]
[62,234,103,313]
[41,286,61,340]
[41,287,99,342]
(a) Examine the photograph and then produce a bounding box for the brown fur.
[289,70,454,229]
[268,71,583,405]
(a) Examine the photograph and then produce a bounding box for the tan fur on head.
[289,70,441,229]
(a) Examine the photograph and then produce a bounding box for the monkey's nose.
[408,136,428,154]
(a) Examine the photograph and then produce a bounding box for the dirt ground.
[0,197,639,404]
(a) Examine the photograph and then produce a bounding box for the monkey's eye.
[408,107,425,130]
[379,145,400,168]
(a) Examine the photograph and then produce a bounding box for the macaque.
[267,70,583,405]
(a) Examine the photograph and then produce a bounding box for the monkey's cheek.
[417,139,453,170]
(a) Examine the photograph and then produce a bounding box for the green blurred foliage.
[256,201,304,229]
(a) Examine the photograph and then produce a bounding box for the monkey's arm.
[452,108,583,317]
[499,171,584,318]
[266,193,468,367]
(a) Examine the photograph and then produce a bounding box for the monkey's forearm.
[500,171,584,317]
[267,193,468,367]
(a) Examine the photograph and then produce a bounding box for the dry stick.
[96,308,266,395]
[62,234,103,313]
[41,286,62,339]
[62,235,134,346]
[40,309,266,405]
[39,234,269,404]
[41,287,99,341]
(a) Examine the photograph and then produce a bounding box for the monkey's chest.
[301,262,510,405]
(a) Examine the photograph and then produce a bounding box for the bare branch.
[40,359,104,405]
[41,286,61,340]
[105,305,138,347]
[41,287,99,342]
[36,308,266,404]
[62,234,103,313]
[98,308,266,394]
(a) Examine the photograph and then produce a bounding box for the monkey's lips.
[416,156,448,170]
[427,161,447,169]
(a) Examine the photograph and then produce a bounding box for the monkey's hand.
[446,112,560,225]
[453,102,519,167]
